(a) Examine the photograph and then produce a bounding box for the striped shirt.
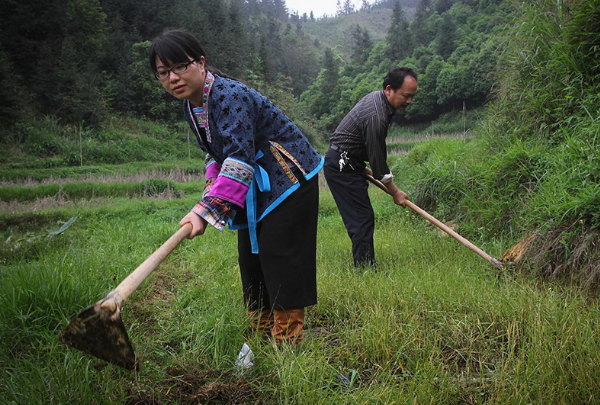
[329,90,395,181]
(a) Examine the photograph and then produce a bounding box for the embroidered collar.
[192,71,215,142]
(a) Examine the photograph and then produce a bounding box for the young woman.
[149,29,323,343]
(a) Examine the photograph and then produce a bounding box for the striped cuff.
[192,196,236,231]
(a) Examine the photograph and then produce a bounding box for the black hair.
[382,66,418,90]
[149,29,207,72]
[149,28,235,80]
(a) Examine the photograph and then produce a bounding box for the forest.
[0,0,506,130]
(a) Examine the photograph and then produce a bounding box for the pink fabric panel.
[208,176,248,207]
[205,161,220,178]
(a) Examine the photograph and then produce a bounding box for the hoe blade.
[59,303,137,370]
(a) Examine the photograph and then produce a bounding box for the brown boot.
[248,309,274,335]
[272,308,305,344]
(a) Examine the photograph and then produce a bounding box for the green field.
[2,166,599,404]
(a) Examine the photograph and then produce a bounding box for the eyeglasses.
[155,59,198,81]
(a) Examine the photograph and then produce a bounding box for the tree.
[412,45,439,73]
[435,13,456,60]
[412,0,435,47]
[0,47,26,125]
[273,0,288,20]
[351,25,373,64]
[436,64,468,108]
[300,48,341,120]
[435,0,453,14]
[406,58,448,119]
[385,0,413,61]
[343,0,356,14]
[220,0,251,77]
[0,0,110,126]
[281,24,320,96]
[258,35,276,82]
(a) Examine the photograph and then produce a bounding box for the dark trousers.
[324,147,376,267]
[238,174,319,311]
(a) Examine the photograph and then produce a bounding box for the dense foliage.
[0,0,319,128]
[0,0,509,133]
[302,0,510,129]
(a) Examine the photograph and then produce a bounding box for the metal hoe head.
[59,301,138,370]
[59,224,192,370]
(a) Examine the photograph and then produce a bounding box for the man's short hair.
[382,67,417,90]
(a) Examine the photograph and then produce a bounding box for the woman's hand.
[179,212,208,238]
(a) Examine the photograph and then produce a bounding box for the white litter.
[234,343,254,376]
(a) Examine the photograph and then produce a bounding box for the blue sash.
[246,151,270,253]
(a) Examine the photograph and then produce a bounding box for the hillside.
[300,6,416,59]
[0,0,507,130]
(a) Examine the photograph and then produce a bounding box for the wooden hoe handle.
[101,223,193,313]
[365,174,502,267]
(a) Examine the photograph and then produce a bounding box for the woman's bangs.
[154,39,189,67]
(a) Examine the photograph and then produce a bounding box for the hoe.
[365,173,503,267]
[59,224,192,370]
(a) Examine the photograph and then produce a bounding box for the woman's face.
[155,55,206,106]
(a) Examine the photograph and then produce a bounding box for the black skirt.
[237,174,319,310]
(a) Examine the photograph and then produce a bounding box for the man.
[324,66,418,268]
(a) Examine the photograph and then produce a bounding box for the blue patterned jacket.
[183,74,324,236]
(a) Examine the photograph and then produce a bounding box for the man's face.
[384,75,418,110]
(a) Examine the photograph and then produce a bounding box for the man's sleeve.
[364,117,392,181]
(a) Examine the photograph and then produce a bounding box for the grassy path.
[1,185,600,404]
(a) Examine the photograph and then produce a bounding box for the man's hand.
[179,212,208,238]
[383,180,408,208]
[364,169,408,207]
[392,189,408,207]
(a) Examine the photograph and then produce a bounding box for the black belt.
[291,165,307,184]
[330,144,362,160]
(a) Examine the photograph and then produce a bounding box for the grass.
[2,177,600,404]
[0,161,205,185]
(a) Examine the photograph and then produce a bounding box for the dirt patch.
[123,367,262,405]
[146,269,191,303]
[163,367,261,404]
